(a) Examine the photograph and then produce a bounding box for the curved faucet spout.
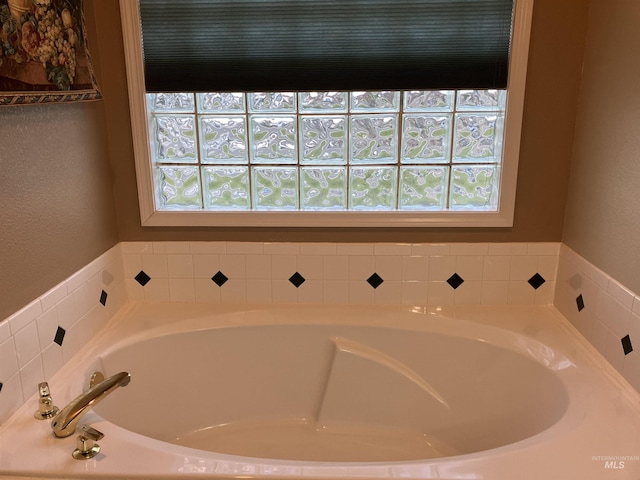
[51,371,131,438]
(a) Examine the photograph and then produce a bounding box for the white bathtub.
[1,303,639,479]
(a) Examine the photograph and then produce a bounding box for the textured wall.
[0,2,118,320]
[94,0,589,243]
[563,1,640,294]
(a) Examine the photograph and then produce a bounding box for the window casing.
[119,0,534,227]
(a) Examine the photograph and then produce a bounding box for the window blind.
[138,0,514,93]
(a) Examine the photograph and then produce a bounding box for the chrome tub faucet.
[51,371,131,438]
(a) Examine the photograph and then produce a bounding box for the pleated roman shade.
[138,0,514,93]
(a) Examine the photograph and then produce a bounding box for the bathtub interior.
[93,321,570,463]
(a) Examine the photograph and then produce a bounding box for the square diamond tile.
[212,271,229,287]
[367,273,384,289]
[54,327,66,346]
[289,272,306,288]
[622,335,633,355]
[99,290,108,306]
[528,273,546,290]
[576,294,585,312]
[135,271,151,287]
[447,273,464,289]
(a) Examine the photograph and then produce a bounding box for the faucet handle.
[34,382,59,420]
[72,425,104,460]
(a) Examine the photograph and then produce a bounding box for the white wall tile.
[622,352,640,392]
[41,343,64,380]
[300,243,336,255]
[337,243,374,256]
[298,280,324,304]
[428,256,456,281]
[449,243,488,256]
[375,256,403,281]
[220,279,247,303]
[39,282,68,312]
[509,256,538,281]
[66,267,91,294]
[246,280,272,304]
[483,256,511,281]
[373,243,412,256]
[298,255,324,280]
[595,290,631,338]
[402,256,429,282]
[607,281,635,310]
[143,279,170,302]
[481,281,509,305]
[169,279,196,303]
[189,241,227,254]
[153,241,191,254]
[535,281,555,305]
[401,281,428,305]
[167,254,195,279]
[219,255,247,279]
[35,308,58,351]
[348,281,374,304]
[125,279,145,302]
[323,280,349,304]
[55,294,79,331]
[7,300,42,336]
[71,284,94,320]
[19,354,44,401]
[0,337,19,381]
[227,242,264,254]
[527,243,560,256]
[508,281,535,305]
[348,256,375,281]
[271,255,298,281]
[140,253,169,278]
[194,279,221,303]
[120,241,153,254]
[323,255,349,280]
[0,373,24,425]
[245,254,272,279]
[605,331,626,373]
[454,281,483,305]
[193,254,220,278]
[456,255,484,281]
[13,322,40,369]
[263,243,299,255]
[428,281,455,305]
[373,281,401,305]
[272,280,298,304]
[0,320,10,344]
[411,243,450,256]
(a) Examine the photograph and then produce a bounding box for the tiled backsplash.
[122,241,559,306]
[2,240,638,423]
[0,245,126,423]
[554,245,639,391]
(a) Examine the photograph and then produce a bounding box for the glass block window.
[148,90,506,212]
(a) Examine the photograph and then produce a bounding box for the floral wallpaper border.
[0,0,101,106]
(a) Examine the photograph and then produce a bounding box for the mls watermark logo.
[592,455,640,469]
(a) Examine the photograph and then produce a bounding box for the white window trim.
[119,0,533,228]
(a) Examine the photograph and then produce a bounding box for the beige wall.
[563,1,640,294]
[94,0,589,243]
[0,2,119,320]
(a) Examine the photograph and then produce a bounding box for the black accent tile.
[289,272,306,288]
[54,327,66,346]
[135,270,151,286]
[447,273,464,290]
[367,273,384,289]
[576,294,585,312]
[0,382,3,393]
[528,273,546,290]
[211,271,228,287]
[622,335,633,356]
[99,290,108,306]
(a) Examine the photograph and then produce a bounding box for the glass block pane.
[250,116,297,163]
[199,116,247,164]
[351,91,399,111]
[300,116,347,164]
[299,92,347,112]
[249,92,296,112]
[453,114,504,162]
[404,91,454,112]
[148,93,195,112]
[401,114,452,163]
[350,115,398,164]
[152,115,198,163]
[252,167,298,210]
[456,90,506,110]
[301,167,347,210]
[450,166,498,210]
[157,166,201,209]
[202,167,250,210]
[349,166,397,210]
[399,166,448,210]
[197,93,245,113]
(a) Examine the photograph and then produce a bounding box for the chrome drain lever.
[72,425,104,460]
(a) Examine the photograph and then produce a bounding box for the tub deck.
[1,303,639,479]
